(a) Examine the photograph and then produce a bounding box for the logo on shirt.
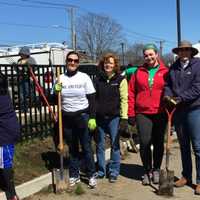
[63,84,84,89]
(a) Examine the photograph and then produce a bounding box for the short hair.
[66,51,80,62]
[19,46,30,56]
[98,53,120,74]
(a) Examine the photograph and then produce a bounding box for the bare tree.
[125,43,144,65]
[76,12,123,61]
[162,53,175,67]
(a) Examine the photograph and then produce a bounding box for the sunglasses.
[67,58,79,63]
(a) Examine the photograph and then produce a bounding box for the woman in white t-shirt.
[54,51,97,188]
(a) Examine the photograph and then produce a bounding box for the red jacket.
[128,60,168,117]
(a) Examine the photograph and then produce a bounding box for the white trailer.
[0,42,72,65]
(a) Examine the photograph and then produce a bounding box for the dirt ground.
[14,137,56,185]
[24,141,199,200]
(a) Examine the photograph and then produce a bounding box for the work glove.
[128,117,136,127]
[88,118,97,131]
[163,96,180,109]
[54,83,62,92]
[119,119,128,133]
[119,119,130,138]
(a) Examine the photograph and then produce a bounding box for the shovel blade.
[158,169,174,196]
[53,168,68,193]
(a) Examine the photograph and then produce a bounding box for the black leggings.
[136,113,167,173]
[0,168,16,199]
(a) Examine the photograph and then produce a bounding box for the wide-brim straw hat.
[172,40,198,56]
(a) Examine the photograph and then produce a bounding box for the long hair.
[98,53,120,74]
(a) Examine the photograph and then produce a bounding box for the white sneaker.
[69,176,80,186]
[88,176,97,188]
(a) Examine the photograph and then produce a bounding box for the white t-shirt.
[59,71,95,112]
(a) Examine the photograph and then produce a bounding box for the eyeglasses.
[67,58,79,63]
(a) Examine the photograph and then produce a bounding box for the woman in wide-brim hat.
[164,40,200,195]
[172,40,198,56]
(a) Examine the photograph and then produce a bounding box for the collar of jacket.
[98,70,118,81]
[139,59,167,72]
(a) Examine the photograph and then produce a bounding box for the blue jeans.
[63,113,96,178]
[96,116,120,177]
[174,108,200,184]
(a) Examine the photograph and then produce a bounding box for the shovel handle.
[165,107,176,150]
[57,66,64,152]
[165,107,176,169]
[29,66,57,123]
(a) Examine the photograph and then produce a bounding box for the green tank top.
[148,65,159,88]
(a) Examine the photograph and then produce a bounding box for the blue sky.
[0,0,200,54]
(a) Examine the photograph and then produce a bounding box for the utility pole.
[159,40,165,57]
[176,0,181,45]
[155,40,165,57]
[68,7,76,50]
[121,42,125,67]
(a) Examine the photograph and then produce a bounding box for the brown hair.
[65,51,80,63]
[98,53,120,74]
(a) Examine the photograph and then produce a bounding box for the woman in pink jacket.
[128,44,168,185]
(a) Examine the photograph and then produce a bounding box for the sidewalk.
[24,142,199,200]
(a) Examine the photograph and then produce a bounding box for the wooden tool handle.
[57,67,64,152]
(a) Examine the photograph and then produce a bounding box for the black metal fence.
[0,64,98,141]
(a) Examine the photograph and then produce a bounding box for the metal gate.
[0,64,98,141]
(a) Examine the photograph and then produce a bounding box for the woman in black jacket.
[95,53,128,183]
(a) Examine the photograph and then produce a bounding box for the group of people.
[1,39,200,200]
[53,40,200,196]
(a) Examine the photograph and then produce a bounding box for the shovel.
[53,66,68,193]
[158,107,176,196]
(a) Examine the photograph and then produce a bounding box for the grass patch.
[13,136,56,185]
[74,183,85,195]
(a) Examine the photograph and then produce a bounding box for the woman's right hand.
[54,83,62,92]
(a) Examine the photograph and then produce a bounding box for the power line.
[21,0,78,8]
[0,21,69,30]
[0,1,64,9]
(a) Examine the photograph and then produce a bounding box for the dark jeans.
[136,113,167,173]
[63,113,96,178]
[19,80,34,111]
[174,108,200,184]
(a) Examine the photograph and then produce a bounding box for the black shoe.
[109,175,117,183]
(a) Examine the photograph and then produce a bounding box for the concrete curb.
[0,148,111,200]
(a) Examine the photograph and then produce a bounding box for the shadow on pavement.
[41,151,69,170]
[120,163,144,180]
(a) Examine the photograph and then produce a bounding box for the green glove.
[88,118,97,131]
[54,83,62,92]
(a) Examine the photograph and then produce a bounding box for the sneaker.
[109,175,117,183]
[142,173,150,185]
[152,170,160,184]
[88,176,97,188]
[69,176,80,187]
